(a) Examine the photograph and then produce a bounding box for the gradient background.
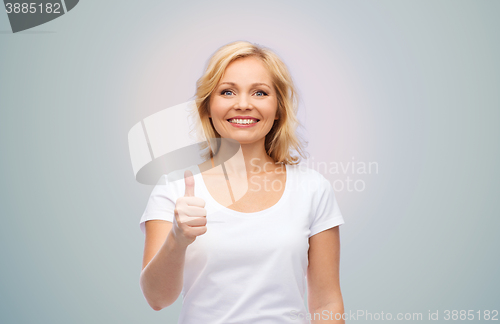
[1,1,499,323]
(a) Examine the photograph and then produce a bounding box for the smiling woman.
[139,40,346,324]
[208,56,279,147]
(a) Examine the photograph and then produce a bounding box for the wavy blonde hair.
[189,40,308,165]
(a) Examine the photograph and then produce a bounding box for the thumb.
[184,170,195,197]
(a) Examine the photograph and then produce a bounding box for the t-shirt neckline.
[193,163,290,217]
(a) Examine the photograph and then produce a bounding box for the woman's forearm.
[140,232,187,310]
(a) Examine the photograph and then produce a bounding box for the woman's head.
[191,40,307,164]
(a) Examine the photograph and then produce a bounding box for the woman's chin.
[223,136,258,145]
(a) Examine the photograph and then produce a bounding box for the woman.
[139,41,345,323]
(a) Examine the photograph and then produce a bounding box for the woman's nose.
[236,94,251,110]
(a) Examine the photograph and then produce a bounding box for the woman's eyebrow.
[219,82,271,89]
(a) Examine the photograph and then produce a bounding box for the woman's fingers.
[181,205,207,217]
[181,196,206,208]
[183,216,208,227]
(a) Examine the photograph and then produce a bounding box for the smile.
[228,118,259,124]
[227,118,260,128]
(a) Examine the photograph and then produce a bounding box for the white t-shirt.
[140,163,345,324]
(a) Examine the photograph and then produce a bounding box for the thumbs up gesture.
[172,170,208,248]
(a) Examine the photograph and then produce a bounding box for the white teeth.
[228,119,258,124]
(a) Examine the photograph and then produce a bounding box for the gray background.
[0,0,498,323]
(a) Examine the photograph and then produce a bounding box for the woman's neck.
[212,137,277,176]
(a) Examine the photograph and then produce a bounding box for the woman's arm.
[307,226,345,323]
[140,220,187,311]
[140,170,208,311]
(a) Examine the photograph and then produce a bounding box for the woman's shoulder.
[286,164,328,195]
[289,163,326,181]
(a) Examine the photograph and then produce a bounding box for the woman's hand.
[171,170,208,248]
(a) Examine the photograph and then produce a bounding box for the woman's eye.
[220,89,268,97]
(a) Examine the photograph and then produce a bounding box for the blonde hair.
[189,40,308,165]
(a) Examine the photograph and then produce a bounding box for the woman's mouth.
[227,118,260,128]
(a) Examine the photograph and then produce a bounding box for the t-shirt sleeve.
[139,174,177,235]
[309,176,345,238]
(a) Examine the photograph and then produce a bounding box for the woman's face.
[208,56,279,145]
